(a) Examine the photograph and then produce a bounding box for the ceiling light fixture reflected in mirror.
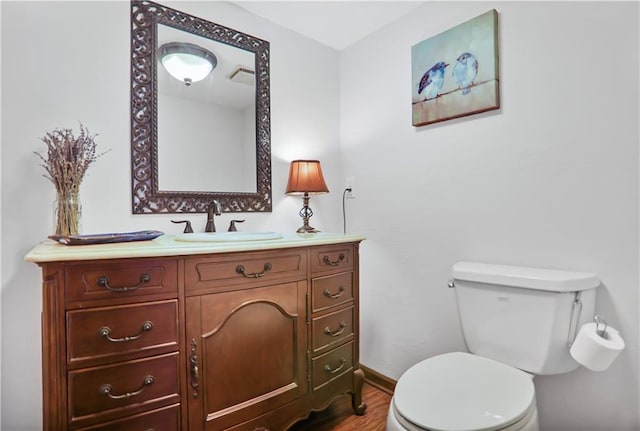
[158,42,217,86]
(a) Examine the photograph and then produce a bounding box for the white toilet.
[386,262,599,431]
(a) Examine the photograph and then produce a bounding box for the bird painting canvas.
[411,10,500,126]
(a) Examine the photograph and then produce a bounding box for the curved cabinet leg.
[351,368,367,415]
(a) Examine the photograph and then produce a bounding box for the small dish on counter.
[48,230,164,245]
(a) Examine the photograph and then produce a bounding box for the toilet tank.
[452,262,599,375]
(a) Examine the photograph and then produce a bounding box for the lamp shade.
[158,42,217,86]
[285,160,329,195]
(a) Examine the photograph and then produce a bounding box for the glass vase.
[54,191,82,236]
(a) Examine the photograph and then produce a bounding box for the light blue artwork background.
[411,10,497,102]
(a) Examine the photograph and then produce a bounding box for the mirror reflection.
[157,24,257,193]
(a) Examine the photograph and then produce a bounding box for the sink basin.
[174,232,283,242]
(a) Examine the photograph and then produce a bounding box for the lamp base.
[296,224,320,234]
[295,195,320,234]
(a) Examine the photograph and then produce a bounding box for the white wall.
[340,1,639,430]
[0,2,341,430]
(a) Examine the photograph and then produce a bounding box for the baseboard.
[360,364,396,395]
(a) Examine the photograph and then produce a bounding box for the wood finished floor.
[289,383,392,431]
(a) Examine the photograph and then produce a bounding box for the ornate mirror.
[131,0,272,213]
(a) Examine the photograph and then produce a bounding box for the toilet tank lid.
[452,262,599,292]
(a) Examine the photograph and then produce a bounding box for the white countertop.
[25,232,366,263]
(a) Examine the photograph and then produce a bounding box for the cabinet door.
[186,281,308,431]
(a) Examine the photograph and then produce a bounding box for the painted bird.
[417,61,449,100]
[452,52,478,95]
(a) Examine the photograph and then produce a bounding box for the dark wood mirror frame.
[131,0,272,213]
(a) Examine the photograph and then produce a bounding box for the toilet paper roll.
[570,322,625,371]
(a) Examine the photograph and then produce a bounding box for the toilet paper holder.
[594,315,609,339]
[567,291,609,347]
[567,291,583,348]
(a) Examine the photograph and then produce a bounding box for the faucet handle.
[171,220,193,233]
[228,220,245,232]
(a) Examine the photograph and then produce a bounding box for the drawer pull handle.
[236,263,272,278]
[99,375,154,400]
[324,321,347,337]
[96,273,151,292]
[323,285,346,299]
[98,321,153,343]
[324,358,346,374]
[323,253,345,266]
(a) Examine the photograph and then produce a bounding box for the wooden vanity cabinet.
[31,238,365,431]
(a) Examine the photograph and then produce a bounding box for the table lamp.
[285,160,329,233]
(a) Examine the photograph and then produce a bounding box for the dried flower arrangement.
[34,124,108,236]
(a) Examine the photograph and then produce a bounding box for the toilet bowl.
[386,352,539,431]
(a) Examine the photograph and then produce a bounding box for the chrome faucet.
[205,200,221,232]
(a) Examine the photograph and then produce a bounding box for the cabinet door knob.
[190,338,199,399]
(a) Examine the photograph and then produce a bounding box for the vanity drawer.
[311,341,354,391]
[310,244,354,275]
[311,272,354,313]
[65,259,178,304]
[76,403,180,431]
[68,352,180,428]
[312,306,354,354]
[67,300,178,368]
[184,249,306,292]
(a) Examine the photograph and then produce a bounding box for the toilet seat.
[391,399,538,431]
[393,352,536,431]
